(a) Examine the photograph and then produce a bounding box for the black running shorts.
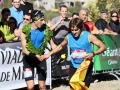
[23,55,47,81]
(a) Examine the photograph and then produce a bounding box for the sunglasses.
[111,16,118,17]
[23,18,29,21]
[9,22,15,24]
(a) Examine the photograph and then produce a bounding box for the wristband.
[28,53,36,57]
[92,52,96,56]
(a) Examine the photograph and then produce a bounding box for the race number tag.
[24,68,32,78]
[71,50,86,59]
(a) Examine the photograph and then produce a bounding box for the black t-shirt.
[95,18,108,31]
[19,2,33,14]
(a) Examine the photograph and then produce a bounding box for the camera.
[64,17,69,21]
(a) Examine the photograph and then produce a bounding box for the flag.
[69,59,91,90]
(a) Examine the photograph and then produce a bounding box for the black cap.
[32,10,44,21]
[100,9,108,14]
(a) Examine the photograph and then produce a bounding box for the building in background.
[34,0,95,10]
[34,0,55,10]
[61,0,95,7]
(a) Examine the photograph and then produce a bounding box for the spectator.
[8,17,19,41]
[50,5,69,48]
[8,17,17,34]
[95,9,108,31]
[18,12,32,29]
[10,0,24,25]
[79,8,88,22]
[0,23,20,42]
[79,8,101,35]
[95,9,117,35]
[0,8,20,42]
[19,0,33,14]
[0,8,10,25]
[108,10,120,34]
[67,13,79,33]
[15,13,32,39]
[49,5,69,77]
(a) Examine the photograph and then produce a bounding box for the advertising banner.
[93,35,120,71]
[0,42,51,90]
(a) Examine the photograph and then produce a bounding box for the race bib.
[24,68,32,78]
[71,50,86,59]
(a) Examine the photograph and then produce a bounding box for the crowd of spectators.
[0,1,120,89]
[0,0,120,44]
[0,0,33,43]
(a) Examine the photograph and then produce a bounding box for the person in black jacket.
[109,10,120,34]
[95,9,108,31]
[95,9,117,35]
[19,0,33,14]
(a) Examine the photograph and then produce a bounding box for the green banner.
[93,35,120,71]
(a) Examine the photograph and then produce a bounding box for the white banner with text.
[0,42,51,90]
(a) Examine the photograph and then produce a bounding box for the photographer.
[49,5,69,77]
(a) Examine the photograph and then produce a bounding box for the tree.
[44,10,59,21]
[0,0,12,9]
[87,0,120,22]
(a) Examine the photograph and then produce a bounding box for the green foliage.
[22,24,52,55]
[44,10,59,21]
[87,0,120,22]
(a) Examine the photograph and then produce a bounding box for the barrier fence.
[93,35,120,71]
[0,42,51,90]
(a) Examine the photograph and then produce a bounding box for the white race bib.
[24,68,32,78]
[71,50,86,59]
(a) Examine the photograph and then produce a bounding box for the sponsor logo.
[61,65,70,70]
[102,47,120,57]
[108,60,118,65]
